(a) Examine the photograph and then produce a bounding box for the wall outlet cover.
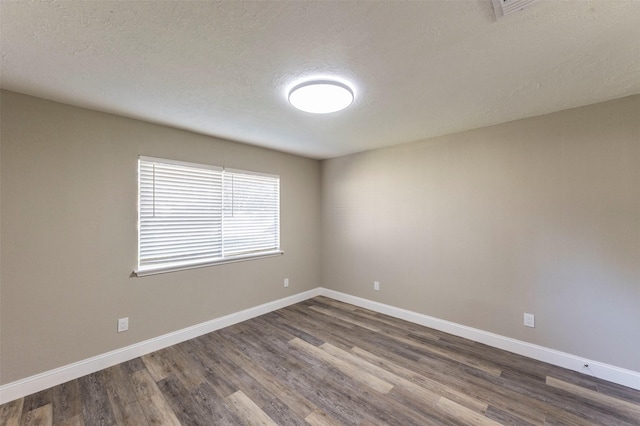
[118,317,129,333]
[524,313,535,328]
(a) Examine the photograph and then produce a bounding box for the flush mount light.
[288,80,354,114]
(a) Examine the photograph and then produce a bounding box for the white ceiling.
[1,1,639,159]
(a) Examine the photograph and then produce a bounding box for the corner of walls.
[0,91,322,386]
[2,285,638,404]
[319,96,640,375]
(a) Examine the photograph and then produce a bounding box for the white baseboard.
[318,288,640,391]
[2,286,638,405]
[0,288,321,404]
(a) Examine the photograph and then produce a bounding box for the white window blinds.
[137,157,281,276]
[223,169,280,257]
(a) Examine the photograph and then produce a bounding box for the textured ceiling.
[1,1,639,159]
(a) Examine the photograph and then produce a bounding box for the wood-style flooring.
[2,296,640,425]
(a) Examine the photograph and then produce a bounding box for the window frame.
[134,156,282,277]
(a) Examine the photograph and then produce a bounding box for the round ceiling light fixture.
[288,80,354,114]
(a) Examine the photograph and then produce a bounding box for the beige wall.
[0,91,321,384]
[321,95,640,371]
[2,90,639,386]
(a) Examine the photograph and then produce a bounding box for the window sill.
[133,250,284,277]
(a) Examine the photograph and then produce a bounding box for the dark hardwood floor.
[2,296,640,425]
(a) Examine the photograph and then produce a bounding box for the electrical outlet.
[118,317,129,333]
[524,313,535,328]
[284,278,289,288]
[374,281,380,291]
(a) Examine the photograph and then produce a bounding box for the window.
[136,156,281,276]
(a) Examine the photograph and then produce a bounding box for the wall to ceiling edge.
[321,94,640,372]
[1,89,639,390]
[0,90,321,385]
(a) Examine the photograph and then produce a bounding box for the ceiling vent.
[492,0,539,19]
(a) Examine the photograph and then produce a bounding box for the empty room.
[1,1,639,425]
